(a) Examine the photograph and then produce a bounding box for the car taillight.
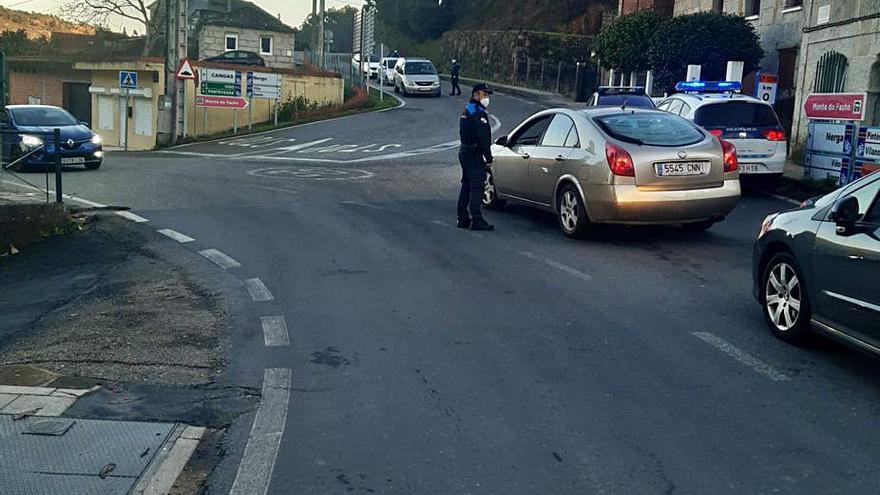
[720,139,738,173]
[763,129,786,141]
[605,143,635,177]
[708,129,723,137]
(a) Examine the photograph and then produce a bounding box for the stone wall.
[198,25,295,69]
[440,30,594,94]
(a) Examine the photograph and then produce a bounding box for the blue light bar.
[675,80,742,92]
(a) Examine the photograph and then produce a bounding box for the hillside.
[449,0,617,35]
[0,6,95,39]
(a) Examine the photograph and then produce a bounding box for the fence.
[508,57,598,97]
[295,51,361,87]
[1,129,66,204]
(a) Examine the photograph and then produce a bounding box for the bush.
[595,10,663,72]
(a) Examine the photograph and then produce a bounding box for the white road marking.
[157,228,195,243]
[229,368,291,495]
[244,278,274,302]
[116,211,149,223]
[520,251,593,281]
[260,316,290,346]
[340,200,392,211]
[199,248,241,269]
[260,138,334,156]
[692,332,790,381]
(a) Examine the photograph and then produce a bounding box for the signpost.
[175,59,196,80]
[803,92,867,121]
[247,71,283,127]
[195,95,249,109]
[755,72,778,104]
[118,71,137,151]
[119,71,137,89]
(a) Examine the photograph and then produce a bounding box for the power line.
[4,0,44,8]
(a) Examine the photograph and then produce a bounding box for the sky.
[0,0,364,33]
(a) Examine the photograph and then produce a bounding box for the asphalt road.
[47,82,880,494]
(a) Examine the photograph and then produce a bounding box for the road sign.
[195,95,249,109]
[755,72,778,104]
[199,68,241,96]
[246,72,281,99]
[119,71,137,89]
[200,81,239,97]
[803,93,867,121]
[857,126,880,162]
[175,59,196,80]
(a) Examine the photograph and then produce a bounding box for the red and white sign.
[175,59,196,80]
[755,73,778,104]
[803,93,867,121]
[195,95,249,109]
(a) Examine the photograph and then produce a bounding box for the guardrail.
[0,128,63,203]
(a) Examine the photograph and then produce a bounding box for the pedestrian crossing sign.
[119,71,137,89]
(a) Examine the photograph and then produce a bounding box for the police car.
[587,86,656,109]
[658,81,787,177]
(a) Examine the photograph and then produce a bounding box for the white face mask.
[480,97,490,108]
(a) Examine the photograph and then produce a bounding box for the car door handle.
[521,153,530,159]
[555,155,565,161]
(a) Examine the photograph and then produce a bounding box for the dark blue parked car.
[1,105,103,170]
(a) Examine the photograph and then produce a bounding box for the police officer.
[457,83,494,231]
[449,59,462,96]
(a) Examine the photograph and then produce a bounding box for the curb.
[132,425,206,495]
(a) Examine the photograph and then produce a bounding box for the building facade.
[619,0,676,16]
[792,0,880,150]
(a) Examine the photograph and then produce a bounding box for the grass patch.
[0,203,78,258]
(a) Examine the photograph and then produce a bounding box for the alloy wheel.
[483,174,496,205]
[765,262,802,331]
[559,190,579,233]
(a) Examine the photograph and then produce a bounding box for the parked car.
[658,81,787,177]
[485,108,740,237]
[587,86,656,108]
[754,170,880,352]
[393,58,441,97]
[203,50,266,66]
[352,53,380,79]
[0,105,103,171]
[379,57,399,85]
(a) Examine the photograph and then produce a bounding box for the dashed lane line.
[692,331,790,382]
[229,368,291,495]
[260,316,290,347]
[199,248,241,269]
[244,278,275,302]
[519,251,593,282]
[115,211,149,223]
[157,228,195,243]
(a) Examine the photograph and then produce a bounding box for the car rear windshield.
[10,107,78,126]
[594,112,704,147]
[406,62,437,75]
[596,95,655,108]
[694,101,780,128]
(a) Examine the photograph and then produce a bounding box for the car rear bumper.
[586,179,741,224]
[738,155,785,174]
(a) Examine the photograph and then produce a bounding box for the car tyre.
[482,170,507,210]
[394,83,400,94]
[557,184,591,238]
[761,252,812,343]
[682,220,715,232]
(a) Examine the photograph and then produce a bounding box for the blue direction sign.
[119,71,137,89]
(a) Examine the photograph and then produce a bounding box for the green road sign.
[200,81,239,97]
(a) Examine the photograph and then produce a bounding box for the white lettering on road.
[157,229,195,243]
[260,316,290,346]
[692,332,790,381]
[375,144,402,152]
[519,251,593,282]
[261,138,334,156]
[199,248,241,269]
[244,278,274,302]
[229,368,291,495]
[116,211,149,223]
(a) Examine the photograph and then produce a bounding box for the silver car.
[485,108,741,237]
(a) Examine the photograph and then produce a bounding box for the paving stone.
[1,395,75,416]
[0,385,55,396]
[0,394,17,409]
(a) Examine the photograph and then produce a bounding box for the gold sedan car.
[484,108,741,237]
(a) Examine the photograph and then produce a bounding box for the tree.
[595,10,663,72]
[367,0,454,42]
[648,12,764,93]
[59,0,151,54]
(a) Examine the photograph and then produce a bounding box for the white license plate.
[740,163,761,173]
[655,162,709,177]
[420,87,433,92]
[61,157,85,164]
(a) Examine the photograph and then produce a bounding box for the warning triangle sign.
[176,59,196,80]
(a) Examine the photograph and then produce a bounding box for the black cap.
[472,83,493,95]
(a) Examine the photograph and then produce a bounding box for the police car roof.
[671,92,768,104]
[597,86,646,95]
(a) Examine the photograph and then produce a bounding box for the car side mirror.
[830,195,860,234]
[494,136,508,147]
[80,121,90,128]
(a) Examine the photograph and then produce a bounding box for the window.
[656,100,671,111]
[783,0,802,8]
[541,115,575,147]
[694,101,781,128]
[564,126,580,148]
[593,113,704,147]
[666,99,684,115]
[846,179,880,222]
[260,36,273,55]
[814,51,848,93]
[511,116,552,146]
[745,0,761,17]
[679,102,692,116]
[225,34,238,51]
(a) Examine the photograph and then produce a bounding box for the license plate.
[655,161,709,177]
[420,87,432,92]
[61,157,85,164]
[740,163,761,173]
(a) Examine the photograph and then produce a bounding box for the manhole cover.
[247,167,374,181]
[24,419,76,436]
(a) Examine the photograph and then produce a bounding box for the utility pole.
[317,0,326,70]
[166,0,187,143]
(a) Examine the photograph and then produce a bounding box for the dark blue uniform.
[450,62,461,96]
[458,99,493,225]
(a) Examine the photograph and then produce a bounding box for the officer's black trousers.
[458,148,487,222]
[451,77,461,95]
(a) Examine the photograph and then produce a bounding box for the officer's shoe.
[470,220,494,231]
[456,218,471,229]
